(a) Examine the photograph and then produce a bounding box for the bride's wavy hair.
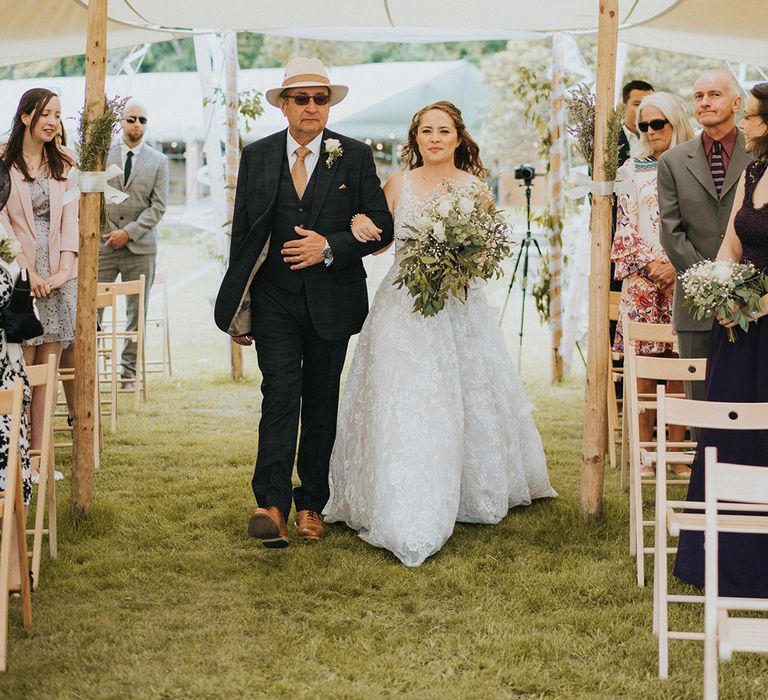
[400,101,486,178]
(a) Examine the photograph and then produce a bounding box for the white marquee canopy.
[1,0,766,68]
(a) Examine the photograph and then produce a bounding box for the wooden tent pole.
[71,0,107,519]
[548,33,566,384]
[580,0,618,521]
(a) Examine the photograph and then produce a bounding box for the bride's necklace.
[418,169,460,190]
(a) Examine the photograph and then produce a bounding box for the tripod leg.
[499,242,526,325]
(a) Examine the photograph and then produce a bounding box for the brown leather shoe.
[248,506,289,548]
[294,509,326,541]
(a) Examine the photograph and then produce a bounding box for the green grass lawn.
[1,236,766,698]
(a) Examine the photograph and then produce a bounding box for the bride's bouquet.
[680,259,768,342]
[394,182,514,317]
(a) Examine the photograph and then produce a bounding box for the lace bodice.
[736,159,768,271]
[393,170,421,257]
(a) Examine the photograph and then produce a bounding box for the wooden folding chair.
[702,446,768,699]
[53,366,74,450]
[145,271,172,377]
[53,367,101,470]
[98,276,146,407]
[0,379,32,672]
[24,355,58,591]
[606,291,623,471]
[655,388,768,679]
[623,320,703,587]
[96,288,119,433]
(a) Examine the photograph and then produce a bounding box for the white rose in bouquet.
[458,196,474,214]
[437,196,452,218]
[432,220,446,241]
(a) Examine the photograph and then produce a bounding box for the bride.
[323,101,556,566]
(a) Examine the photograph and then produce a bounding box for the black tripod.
[499,176,542,368]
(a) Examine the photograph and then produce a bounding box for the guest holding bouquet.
[674,82,768,597]
[324,101,556,567]
[611,92,694,475]
[0,88,78,469]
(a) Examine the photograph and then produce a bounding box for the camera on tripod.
[514,164,536,186]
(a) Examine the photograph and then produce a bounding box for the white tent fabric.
[1,0,176,67]
[93,0,677,33]
[2,0,765,68]
[620,0,768,66]
[0,61,488,142]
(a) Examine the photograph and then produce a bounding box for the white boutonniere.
[324,138,343,168]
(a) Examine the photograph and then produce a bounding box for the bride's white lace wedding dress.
[324,171,556,566]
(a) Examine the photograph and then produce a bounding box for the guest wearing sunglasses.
[659,71,751,401]
[611,92,694,475]
[215,57,393,548]
[99,100,169,391]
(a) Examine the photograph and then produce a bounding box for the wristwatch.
[322,239,334,266]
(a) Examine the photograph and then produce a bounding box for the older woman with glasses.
[611,92,695,474]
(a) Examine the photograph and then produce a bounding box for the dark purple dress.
[674,158,768,597]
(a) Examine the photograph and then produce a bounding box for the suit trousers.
[676,328,711,402]
[250,276,349,520]
[98,245,156,377]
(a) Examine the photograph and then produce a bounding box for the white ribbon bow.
[63,164,129,206]
[565,171,633,200]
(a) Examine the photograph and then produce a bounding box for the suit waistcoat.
[256,156,318,293]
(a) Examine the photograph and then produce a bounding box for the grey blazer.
[658,131,751,332]
[103,142,169,255]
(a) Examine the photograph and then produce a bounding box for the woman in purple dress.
[674,82,768,597]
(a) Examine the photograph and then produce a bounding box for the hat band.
[282,73,331,88]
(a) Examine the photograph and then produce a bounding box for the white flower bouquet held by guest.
[680,260,768,342]
[393,182,513,317]
[0,229,21,264]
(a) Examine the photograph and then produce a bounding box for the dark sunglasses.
[638,118,670,132]
[124,116,147,124]
[282,94,330,106]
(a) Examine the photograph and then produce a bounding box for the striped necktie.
[710,141,725,196]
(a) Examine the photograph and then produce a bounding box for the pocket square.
[338,184,348,190]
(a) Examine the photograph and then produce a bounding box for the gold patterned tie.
[291,146,311,199]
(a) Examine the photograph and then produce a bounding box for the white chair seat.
[718,612,768,661]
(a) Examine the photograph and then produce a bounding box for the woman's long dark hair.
[2,88,73,181]
[400,101,486,178]
[749,82,768,160]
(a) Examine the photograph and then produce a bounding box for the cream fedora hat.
[266,56,348,107]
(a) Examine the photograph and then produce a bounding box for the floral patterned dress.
[611,157,674,355]
[0,263,32,504]
[23,172,77,347]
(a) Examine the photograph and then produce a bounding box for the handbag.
[2,269,44,343]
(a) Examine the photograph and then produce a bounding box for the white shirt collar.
[623,125,640,146]
[286,131,323,159]
[121,139,144,157]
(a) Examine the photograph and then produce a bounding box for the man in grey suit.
[100,100,169,386]
[658,70,750,400]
